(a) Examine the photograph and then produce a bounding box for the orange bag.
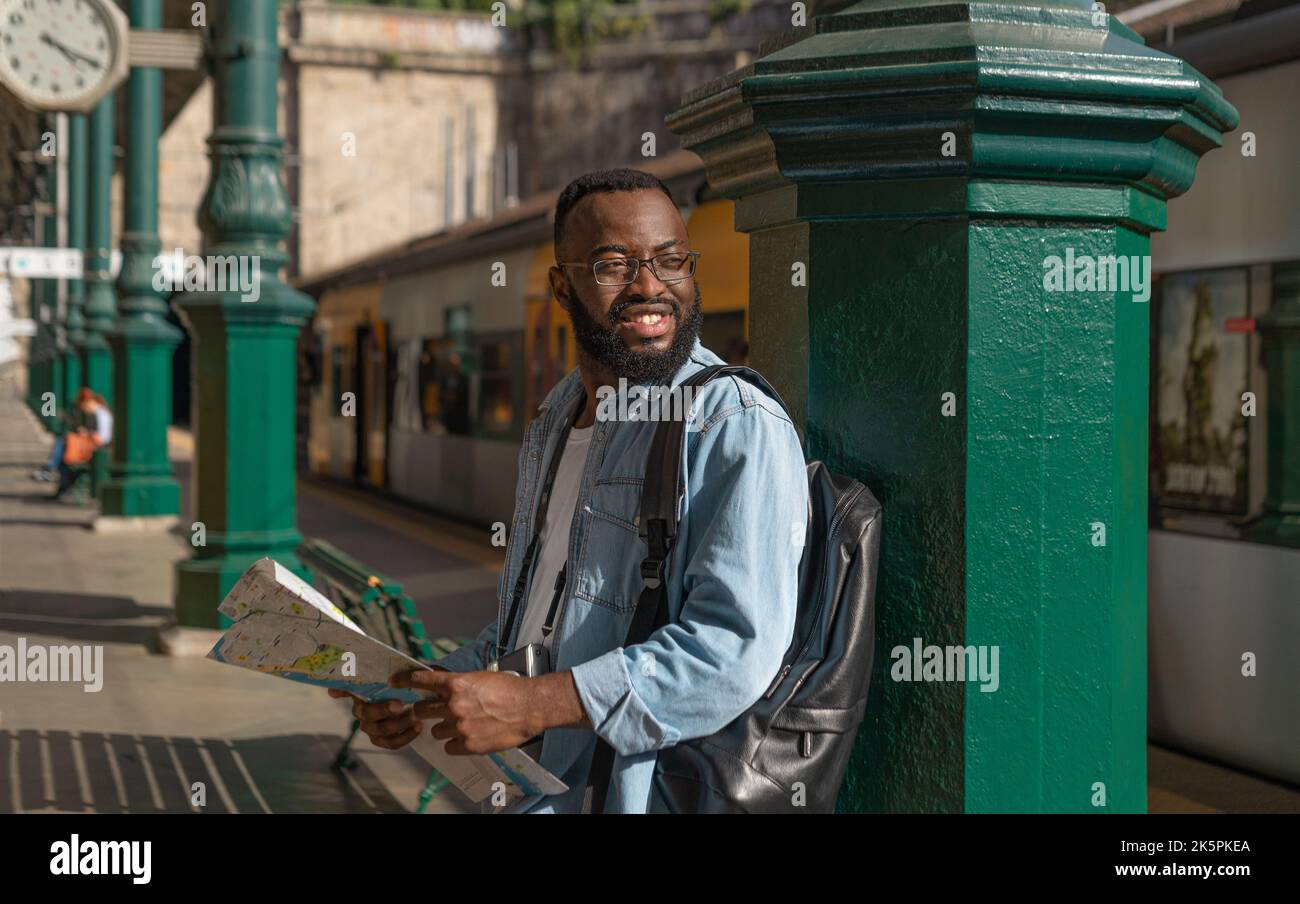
[63,432,96,466]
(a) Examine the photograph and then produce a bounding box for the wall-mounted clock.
[0,0,129,114]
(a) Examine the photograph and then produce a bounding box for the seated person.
[52,388,113,499]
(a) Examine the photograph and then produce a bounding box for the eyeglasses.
[557,251,700,287]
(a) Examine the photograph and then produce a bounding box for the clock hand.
[39,33,104,71]
[64,46,105,70]
[39,33,83,67]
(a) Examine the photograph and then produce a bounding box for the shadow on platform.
[0,492,96,529]
[0,728,406,814]
[0,589,171,647]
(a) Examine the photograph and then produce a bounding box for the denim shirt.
[434,341,808,813]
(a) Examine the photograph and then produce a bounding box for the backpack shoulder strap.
[589,364,788,813]
[632,364,788,640]
[638,364,790,548]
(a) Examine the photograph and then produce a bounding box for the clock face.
[0,0,119,111]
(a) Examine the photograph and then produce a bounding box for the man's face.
[550,188,702,384]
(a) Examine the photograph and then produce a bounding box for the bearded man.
[331,169,808,813]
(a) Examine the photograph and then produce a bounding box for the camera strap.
[541,566,567,640]
[498,392,585,657]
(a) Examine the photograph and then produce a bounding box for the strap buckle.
[640,558,664,590]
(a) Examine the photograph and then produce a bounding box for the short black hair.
[553,168,675,253]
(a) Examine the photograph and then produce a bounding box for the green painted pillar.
[41,155,61,428]
[173,0,315,627]
[46,326,63,428]
[1246,263,1300,548]
[28,139,56,424]
[63,114,88,431]
[27,284,45,418]
[25,188,44,417]
[100,0,182,522]
[26,278,41,417]
[81,96,117,492]
[44,251,64,430]
[46,122,65,431]
[669,0,1237,812]
[27,205,47,418]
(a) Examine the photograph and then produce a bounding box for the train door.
[352,320,388,488]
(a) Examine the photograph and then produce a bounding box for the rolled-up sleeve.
[571,399,807,757]
[431,618,498,673]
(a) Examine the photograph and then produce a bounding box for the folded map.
[207,557,567,804]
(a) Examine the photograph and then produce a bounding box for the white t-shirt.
[94,407,114,446]
[514,424,593,651]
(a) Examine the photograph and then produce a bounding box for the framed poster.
[1152,267,1251,515]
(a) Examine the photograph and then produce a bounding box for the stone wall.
[293,65,501,277]
[158,79,210,261]
[152,1,792,281]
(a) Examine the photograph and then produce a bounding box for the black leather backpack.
[589,365,882,813]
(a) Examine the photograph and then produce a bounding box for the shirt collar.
[537,338,718,414]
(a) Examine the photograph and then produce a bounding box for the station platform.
[0,398,486,814]
[1,397,1297,814]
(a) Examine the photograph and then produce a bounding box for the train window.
[439,355,472,435]
[446,305,471,344]
[478,338,515,439]
[416,337,472,436]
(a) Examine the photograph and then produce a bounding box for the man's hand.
[392,668,591,756]
[326,688,422,750]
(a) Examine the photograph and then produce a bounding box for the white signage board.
[0,247,139,280]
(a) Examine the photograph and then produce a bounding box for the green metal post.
[62,114,87,431]
[46,115,64,431]
[173,0,315,627]
[27,205,46,419]
[1246,263,1300,548]
[25,181,42,418]
[81,95,117,493]
[27,285,44,418]
[25,278,40,418]
[100,0,182,522]
[669,0,1237,812]
[41,152,60,426]
[25,272,40,417]
[28,126,55,425]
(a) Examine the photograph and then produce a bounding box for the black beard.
[566,283,703,385]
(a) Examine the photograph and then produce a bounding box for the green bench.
[297,538,471,814]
